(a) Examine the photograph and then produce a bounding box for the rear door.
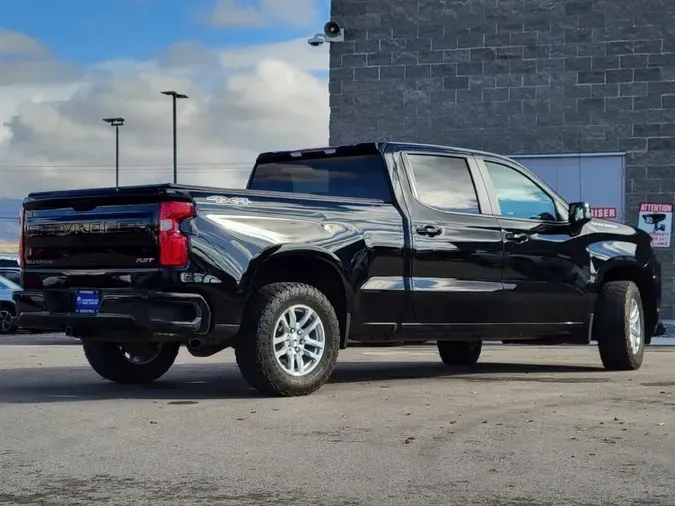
[477,157,590,330]
[397,149,504,330]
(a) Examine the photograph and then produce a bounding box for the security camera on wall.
[307,20,344,47]
[307,34,325,47]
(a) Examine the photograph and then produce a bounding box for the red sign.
[591,207,617,220]
[639,203,673,213]
[638,202,673,248]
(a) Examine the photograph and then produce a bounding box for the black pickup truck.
[14,142,661,396]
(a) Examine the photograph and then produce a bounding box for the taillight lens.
[158,201,194,267]
[18,208,25,267]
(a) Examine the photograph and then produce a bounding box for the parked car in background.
[0,267,20,285]
[0,256,20,285]
[0,274,19,334]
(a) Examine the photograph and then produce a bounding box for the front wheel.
[82,341,180,384]
[593,281,645,371]
[235,282,340,397]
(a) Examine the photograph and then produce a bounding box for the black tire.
[235,282,340,397]
[437,340,482,366]
[82,341,180,384]
[593,281,645,371]
[0,303,17,335]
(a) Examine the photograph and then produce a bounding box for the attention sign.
[637,202,673,248]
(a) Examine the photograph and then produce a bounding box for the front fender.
[594,257,645,289]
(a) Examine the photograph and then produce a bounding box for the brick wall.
[329,0,675,318]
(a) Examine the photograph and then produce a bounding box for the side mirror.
[569,202,592,225]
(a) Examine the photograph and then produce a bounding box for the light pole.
[102,117,125,187]
[160,90,188,184]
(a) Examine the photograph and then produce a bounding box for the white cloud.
[0,32,330,199]
[0,28,49,56]
[208,0,320,28]
[216,37,328,72]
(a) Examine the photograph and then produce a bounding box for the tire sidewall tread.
[235,282,340,397]
[82,341,180,384]
[594,280,645,371]
[0,303,17,335]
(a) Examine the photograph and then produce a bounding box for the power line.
[0,162,252,169]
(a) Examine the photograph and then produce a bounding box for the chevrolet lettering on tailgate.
[26,220,151,236]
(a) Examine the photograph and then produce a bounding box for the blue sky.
[0,0,331,214]
[2,0,330,65]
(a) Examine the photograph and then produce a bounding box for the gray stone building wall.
[328,0,675,319]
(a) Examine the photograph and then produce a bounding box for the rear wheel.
[0,303,17,335]
[593,281,645,371]
[437,340,482,366]
[235,282,340,397]
[82,341,180,383]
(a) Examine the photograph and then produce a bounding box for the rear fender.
[240,245,355,343]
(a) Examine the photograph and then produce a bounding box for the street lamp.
[160,90,188,184]
[102,117,125,187]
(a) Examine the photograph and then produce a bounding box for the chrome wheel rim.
[120,343,163,365]
[628,298,642,355]
[0,310,14,333]
[273,304,325,377]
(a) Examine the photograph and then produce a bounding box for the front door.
[479,158,591,332]
[399,151,505,332]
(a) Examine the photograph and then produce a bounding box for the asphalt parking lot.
[1,334,675,506]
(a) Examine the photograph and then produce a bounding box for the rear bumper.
[14,290,212,338]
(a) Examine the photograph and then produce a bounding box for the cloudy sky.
[0,0,330,199]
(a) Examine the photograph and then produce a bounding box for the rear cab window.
[248,150,392,201]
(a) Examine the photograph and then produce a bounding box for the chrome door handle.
[505,232,528,243]
[416,225,442,237]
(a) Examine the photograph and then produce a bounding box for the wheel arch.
[244,246,353,348]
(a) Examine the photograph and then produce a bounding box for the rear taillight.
[158,201,194,267]
[18,208,25,267]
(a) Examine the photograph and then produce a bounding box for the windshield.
[0,274,20,290]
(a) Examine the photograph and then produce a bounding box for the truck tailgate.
[21,186,191,270]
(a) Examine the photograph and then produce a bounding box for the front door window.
[485,161,559,221]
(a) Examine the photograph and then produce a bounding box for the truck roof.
[256,141,519,165]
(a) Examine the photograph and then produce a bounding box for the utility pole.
[160,91,188,184]
[102,118,125,187]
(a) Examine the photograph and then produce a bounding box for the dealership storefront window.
[511,153,625,223]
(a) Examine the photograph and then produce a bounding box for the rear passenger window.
[406,154,481,214]
[249,154,391,201]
